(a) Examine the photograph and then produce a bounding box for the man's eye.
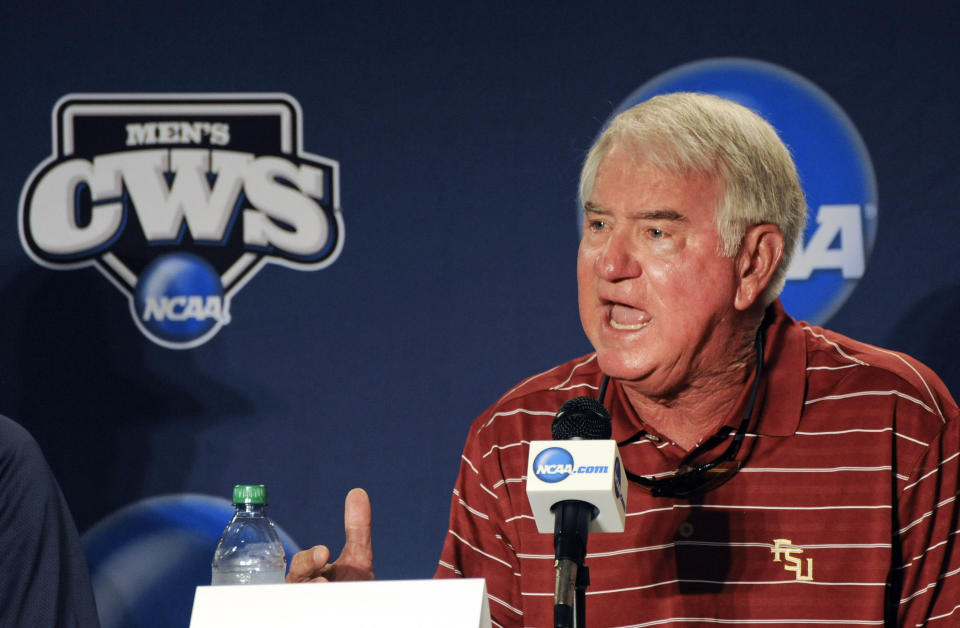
[589,220,606,232]
[649,228,664,238]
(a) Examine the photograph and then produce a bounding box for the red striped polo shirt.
[435,300,960,627]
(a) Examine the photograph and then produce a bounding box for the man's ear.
[734,223,784,311]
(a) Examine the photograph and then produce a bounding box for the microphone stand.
[576,561,589,628]
[547,394,613,628]
[552,500,595,628]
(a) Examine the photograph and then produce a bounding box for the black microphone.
[550,397,611,628]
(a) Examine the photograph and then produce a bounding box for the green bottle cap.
[232,484,268,505]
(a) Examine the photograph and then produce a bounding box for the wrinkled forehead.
[585,149,726,234]
[591,142,726,210]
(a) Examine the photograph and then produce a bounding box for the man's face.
[577,146,743,396]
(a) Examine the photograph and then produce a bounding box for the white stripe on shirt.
[801,326,870,366]
[447,529,513,569]
[795,427,929,447]
[805,390,937,416]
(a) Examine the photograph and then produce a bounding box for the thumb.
[339,487,372,565]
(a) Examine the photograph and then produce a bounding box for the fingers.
[287,489,374,584]
[334,487,374,580]
[285,545,331,583]
[341,488,373,559]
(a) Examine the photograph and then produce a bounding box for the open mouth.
[608,303,650,331]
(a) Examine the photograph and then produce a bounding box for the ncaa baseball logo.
[597,59,877,325]
[19,93,343,349]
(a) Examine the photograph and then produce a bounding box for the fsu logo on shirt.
[19,93,343,349]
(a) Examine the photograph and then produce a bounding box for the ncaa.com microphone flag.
[525,440,626,534]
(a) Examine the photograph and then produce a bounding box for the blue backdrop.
[2,2,959,625]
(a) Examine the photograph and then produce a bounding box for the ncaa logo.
[19,93,343,349]
[533,447,575,483]
[593,59,877,325]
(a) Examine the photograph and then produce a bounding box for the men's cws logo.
[533,447,609,483]
[19,94,343,349]
[593,59,877,325]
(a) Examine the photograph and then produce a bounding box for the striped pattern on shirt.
[434,302,960,628]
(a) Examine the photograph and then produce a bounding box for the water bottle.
[211,484,287,585]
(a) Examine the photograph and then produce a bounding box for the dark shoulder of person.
[0,414,101,628]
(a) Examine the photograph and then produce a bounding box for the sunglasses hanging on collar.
[596,328,764,498]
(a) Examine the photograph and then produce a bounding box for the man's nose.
[595,229,641,281]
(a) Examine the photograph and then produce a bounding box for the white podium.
[189,578,491,627]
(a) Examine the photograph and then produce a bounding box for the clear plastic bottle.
[211,484,287,585]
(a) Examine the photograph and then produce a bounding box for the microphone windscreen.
[552,397,612,440]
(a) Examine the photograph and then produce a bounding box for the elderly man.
[289,93,960,627]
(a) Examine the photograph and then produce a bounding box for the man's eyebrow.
[582,201,607,214]
[583,202,685,221]
[635,209,685,221]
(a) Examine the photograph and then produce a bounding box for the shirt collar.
[754,299,805,437]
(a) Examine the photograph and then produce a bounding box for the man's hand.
[286,487,374,582]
